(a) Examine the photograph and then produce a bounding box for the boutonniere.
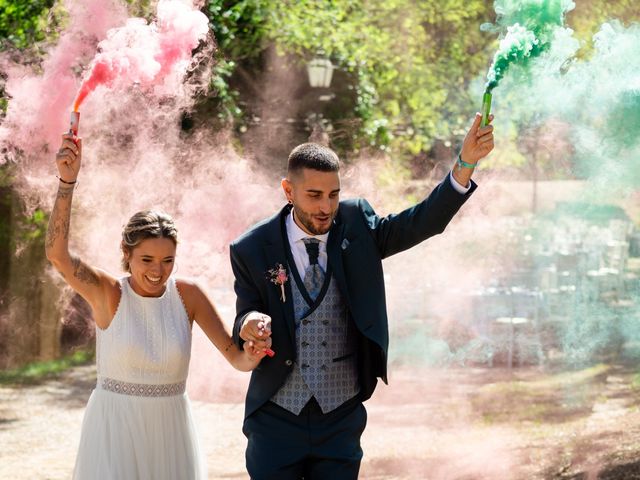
[267,263,288,302]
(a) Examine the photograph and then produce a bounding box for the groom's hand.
[459,112,494,164]
[240,311,272,354]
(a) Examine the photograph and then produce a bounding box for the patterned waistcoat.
[270,273,360,414]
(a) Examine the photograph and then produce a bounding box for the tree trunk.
[0,184,12,365]
[1,187,63,368]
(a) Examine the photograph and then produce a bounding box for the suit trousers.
[243,395,367,480]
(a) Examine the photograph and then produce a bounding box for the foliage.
[3,0,639,168]
[123,0,154,19]
[186,0,640,165]
[20,208,48,242]
[0,1,66,118]
[567,0,640,57]
[259,0,496,155]
[207,0,269,59]
[0,348,94,385]
[203,1,270,125]
[203,0,497,156]
[0,0,56,50]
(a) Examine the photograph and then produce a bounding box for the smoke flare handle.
[480,91,492,127]
[69,111,80,137]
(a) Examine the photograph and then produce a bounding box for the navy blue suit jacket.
[231,175,476,418]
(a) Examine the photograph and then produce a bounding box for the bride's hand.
[55,133,81,183]
[243,336,272,360]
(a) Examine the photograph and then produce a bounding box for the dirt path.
[2,364,640,479]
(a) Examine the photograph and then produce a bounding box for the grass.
[0,349,95,385]
[481,363,611,394]
[472,364,613,424]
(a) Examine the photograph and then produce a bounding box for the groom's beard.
[293,205,336,235]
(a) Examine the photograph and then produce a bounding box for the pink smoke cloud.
[0,0,128,164]
[73,0,209,110]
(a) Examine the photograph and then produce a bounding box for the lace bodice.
[96,277,192,385]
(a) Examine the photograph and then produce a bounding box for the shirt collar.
[286,209,330,244]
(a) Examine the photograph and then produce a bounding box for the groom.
[231,112,494,479]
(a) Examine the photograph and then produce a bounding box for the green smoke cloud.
[478,18,640,369]
[484,0,576,91]
[528,21,640,188]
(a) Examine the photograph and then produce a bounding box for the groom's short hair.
[287,143,340,176]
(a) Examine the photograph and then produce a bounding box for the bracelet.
[456,154,477,169]
[57,176,77,185]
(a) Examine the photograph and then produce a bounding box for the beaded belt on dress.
[100,377,186,397]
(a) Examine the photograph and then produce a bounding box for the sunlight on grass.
[0,349,94,385]
[473,364,612,424]
[482,364,611,394]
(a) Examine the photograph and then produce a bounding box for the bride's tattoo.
[57,185,75,198]
[71,256,100,286]
[45,186,74,248]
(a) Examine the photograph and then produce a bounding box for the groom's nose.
[319,197,331,213]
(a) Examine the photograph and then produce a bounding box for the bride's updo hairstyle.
[121,210,178,272]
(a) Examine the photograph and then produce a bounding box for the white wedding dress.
[73,277,206,479]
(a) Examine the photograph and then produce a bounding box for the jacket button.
[285,360,293,366]
[301,341,309,347]
[322,320,329,325]
[302,319,310,325]
[321,341,327,347]
[301,363,310,369]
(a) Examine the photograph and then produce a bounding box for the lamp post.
[306,57,334,88]
[306,57,335,143]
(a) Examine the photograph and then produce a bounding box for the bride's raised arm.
[45,133,119,329]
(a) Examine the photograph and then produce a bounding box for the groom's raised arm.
[357,175,476,260]
[358,111,493,259]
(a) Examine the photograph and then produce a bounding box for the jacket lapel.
[327,210,350,305]
[263,205,297,345]
[266,204,350,344]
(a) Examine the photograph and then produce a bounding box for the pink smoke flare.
[73,0,209,111]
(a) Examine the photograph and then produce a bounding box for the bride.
[45,132,272,479]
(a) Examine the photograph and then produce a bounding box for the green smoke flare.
[485,0,575,91]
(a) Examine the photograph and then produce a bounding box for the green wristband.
[456,154,477,169]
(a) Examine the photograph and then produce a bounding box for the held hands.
[240,312,273,360]
[459,113,494,166]
[56,133,81,184]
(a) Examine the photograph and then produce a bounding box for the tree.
[0,0,56,50]
[205,0,497,161]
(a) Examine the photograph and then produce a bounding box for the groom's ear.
[281,177,293,203]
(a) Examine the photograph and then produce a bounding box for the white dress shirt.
[286,211,329,279]
[449,171,471,194]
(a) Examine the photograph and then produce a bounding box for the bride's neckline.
[125,277,171,300]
